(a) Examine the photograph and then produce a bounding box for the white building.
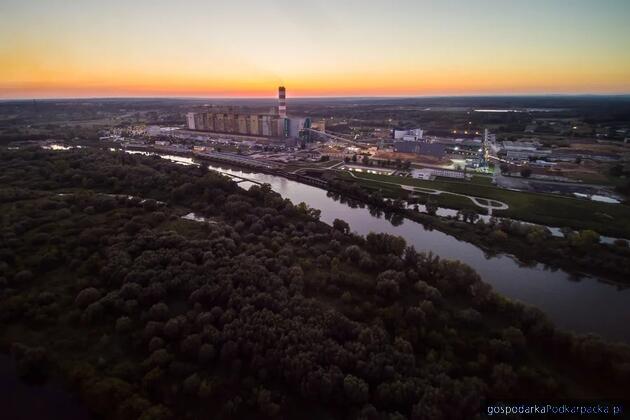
[411,168,466,180]
[394,128,423,141]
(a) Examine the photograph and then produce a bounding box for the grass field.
[337,171,630,237]
[356,177,480,211]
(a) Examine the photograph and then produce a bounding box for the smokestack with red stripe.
[278,86,287,118]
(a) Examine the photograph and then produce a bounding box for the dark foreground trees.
[0,148,629,419]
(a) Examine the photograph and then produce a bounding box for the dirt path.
[345,171,509,214]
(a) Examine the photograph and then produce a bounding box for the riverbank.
[189,160,630,342]
[336,170,630,238]
[112,144,630,286]
[7,144,630,340]
[29,142,625,340]
[326,175,630,287]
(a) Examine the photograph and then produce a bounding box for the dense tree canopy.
[0,148,629,419]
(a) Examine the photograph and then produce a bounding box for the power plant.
[186,86,310,141]
[278,86,287,118]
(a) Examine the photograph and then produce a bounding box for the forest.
[1,147,629,419]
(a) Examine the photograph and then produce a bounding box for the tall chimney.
[278,86,287,118]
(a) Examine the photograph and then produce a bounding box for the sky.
[1,0,629,98]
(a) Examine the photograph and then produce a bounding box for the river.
[111,149,630,342]
[200,161,630,343]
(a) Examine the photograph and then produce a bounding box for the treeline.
[1,147,629,420]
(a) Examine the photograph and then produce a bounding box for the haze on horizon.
[1,0,629,99]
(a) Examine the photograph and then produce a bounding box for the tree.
[75,288,101,308]
[490,229,508,241]
[526,226,550,244]
[115,316,133,333]
[183,373,201,395]
[139,405,172,420]
[403,246,419,267]
[425,199,438,216]
[362,155,370,166]
[366,232,406,256]
[198,343,216,364]
[461,209,479,224]
[148,302,169,321]
[570,229,600,251]
[343,375,369,404]
[163,318,181,339]
[297,202,321,220]
[520,167,532,178]
[499,163,509,174]
[333,218,350,234]
[148,337,164,352]
[376,270,404,299]
[560,226,574,238]
[11,343,48,381]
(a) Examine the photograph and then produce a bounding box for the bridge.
[220,173,263,186]
[194,150,329,189]
[193,151,281,171]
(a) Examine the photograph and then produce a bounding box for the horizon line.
[2,92,630,102]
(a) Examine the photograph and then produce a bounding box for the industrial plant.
[186,86,310,141]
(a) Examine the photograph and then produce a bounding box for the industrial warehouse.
[186,86,311,141]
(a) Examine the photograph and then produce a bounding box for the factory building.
[186,110,284,137]
[185,86,310,140]
[501,139,551,162]
[394,128,424,141]
[393,141,445,157]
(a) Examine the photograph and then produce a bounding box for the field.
[337,171,630,237]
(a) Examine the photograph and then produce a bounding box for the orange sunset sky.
[1,0,629,98]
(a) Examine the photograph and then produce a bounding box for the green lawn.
[428,193,480,211]
[469,175,495,185]
[337,171,630,237]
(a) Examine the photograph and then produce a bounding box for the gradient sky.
[1,0,629,98]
